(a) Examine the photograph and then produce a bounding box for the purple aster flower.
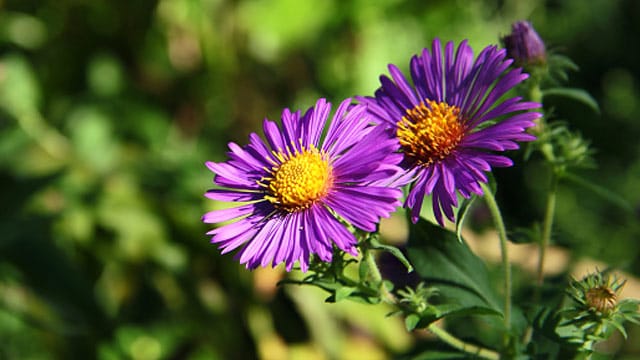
[502,21,547,66]
[203,98,403,272]
[358,39,541,225]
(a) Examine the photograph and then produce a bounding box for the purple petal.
[205,188,262,202]
[202,203,256,223]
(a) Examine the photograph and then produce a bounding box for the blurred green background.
[1,0,639,359]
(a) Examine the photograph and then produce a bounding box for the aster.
[202,98,403,272]
[502,21,547,67]
[358,39,542,225]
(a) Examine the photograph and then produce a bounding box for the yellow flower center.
[262,147,333,212]
[397,100,465,166]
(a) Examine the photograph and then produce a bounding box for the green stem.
[364,248,382,284]
[529,83,543,104]
[481,182,512,332]
[427,324,500,360]
[523,173,558,345]
[536,174,558,290]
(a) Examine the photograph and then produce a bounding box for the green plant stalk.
[481,182,512,332]
[536,174,558,289]
[529,80,543,104]
[364,247,382,284]
[523,173,558,345]
[427,323,500,360]
[582,322,603,360]
[528,82,545,136]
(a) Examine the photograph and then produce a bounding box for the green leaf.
[609,320,627,339]
[407,219,504,317]
[455,195,476,243]
[382,280,394,293]
[549,54,579,72]
[334,286,356,302]
[369,237,413,272]
[547,54,579,84]
[405,313,420,331]
[563,172,634,213]
[415,303,502,328]
[542,88,600,113]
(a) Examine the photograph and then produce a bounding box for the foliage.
[1,0,640,359]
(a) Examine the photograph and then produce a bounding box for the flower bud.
[502,21,547,66]
[568,272,625,316]
[585,286,618,314]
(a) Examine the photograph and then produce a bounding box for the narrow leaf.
[542,88,600,113]
[563,172,634,213]
[455,195,476,243]
[415,302,503,327]
[369,238,414,272]
[610,320,628,339]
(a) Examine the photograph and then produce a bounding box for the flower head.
[358,39,541,225]
[203,98,403,271]
[568,272,626,316]
[502,21,547,66]
[560,270,640,348]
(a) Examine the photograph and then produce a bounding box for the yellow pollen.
[262,148,333,212]
[397,100,465,166]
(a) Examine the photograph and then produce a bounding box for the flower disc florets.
[262,147,333,212]
[397,100,465,166]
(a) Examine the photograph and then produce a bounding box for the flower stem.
[523,173,558,345]
[427,323,500,360]
[536,174,558,290]
[364,248,382,284]
[480,182,512,332]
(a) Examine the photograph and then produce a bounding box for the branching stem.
[428,323,500,360]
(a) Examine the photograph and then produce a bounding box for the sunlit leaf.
[407,219,504,318]
[335,286,357,302]
[369,237,414,272]
[405,313,420,331]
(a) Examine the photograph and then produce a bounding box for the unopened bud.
[502,21,547,66]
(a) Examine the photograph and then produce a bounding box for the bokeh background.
[1,0,639,359]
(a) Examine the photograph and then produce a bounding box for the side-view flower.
[358,39,542,225]
[203,98,403,271]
